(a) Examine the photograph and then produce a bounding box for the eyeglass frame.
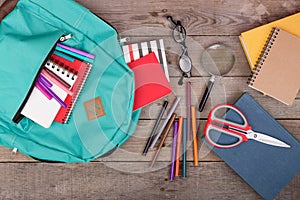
[168,16,192,78]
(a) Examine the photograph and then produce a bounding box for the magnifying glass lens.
[202,44,235,76]
[198,44,235,112]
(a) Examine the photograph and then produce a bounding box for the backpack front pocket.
[0,5,64,123]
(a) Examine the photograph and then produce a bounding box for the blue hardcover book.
[203,92,300,200]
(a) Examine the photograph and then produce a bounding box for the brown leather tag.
[84,97,105,121]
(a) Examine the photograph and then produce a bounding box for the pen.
[41,69,73,96]
[38,79,67,108]
[55,46,94,63]
[57,43,95,59]
[170,120,178,181]
[43,67,71,89]
[150,97,181,148]
[143,101,168,155]
[150,113,177,168]
[53,50,75,62]
[182,118,187,178]
[35,81,52,100]
[175,116,183,177]
[191,105,199,166]
[38,74,52,88]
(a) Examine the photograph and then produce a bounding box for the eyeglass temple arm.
[167,16,177,26]
[167,16,183,31]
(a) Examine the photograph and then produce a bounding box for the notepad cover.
[54,54,92,123]
[239,12,300,71]
[203,93,300,200]
[248,28,300,105]
[127,52,172,111]
[122,39,170,81]
[21,60,77,128]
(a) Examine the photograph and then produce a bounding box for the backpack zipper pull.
[59,34,72,42]
[119,37,129,45]
[11,147,18,155]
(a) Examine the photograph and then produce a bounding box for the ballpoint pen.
[143,101,168,155]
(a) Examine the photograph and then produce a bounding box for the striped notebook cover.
[122,39,170,81]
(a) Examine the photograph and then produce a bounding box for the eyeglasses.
[168,16,192,85]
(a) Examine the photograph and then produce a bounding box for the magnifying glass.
[198,43,235,112]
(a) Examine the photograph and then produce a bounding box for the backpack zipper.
[12,34,72,124]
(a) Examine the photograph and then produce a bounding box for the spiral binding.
[61,63,92,123]
[248,27,280,86]
[45,60,77,82]
[49,57,78,77]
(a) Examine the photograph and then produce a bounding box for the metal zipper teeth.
[12,35,69,124]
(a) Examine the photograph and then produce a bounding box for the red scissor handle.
[204,104,251,148]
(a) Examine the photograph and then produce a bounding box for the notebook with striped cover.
[122,39,170,81]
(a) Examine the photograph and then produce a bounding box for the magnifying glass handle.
[198,77,215,112]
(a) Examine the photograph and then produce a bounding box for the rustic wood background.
[0,0,300,199]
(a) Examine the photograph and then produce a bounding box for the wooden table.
[0,0,299,199]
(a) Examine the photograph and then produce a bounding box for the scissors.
[204,104,291,148]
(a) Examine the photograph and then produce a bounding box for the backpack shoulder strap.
[0,0,18,21]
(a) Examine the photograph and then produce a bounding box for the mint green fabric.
[0,0,140,162]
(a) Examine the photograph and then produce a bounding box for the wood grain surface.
[0,0,299,199]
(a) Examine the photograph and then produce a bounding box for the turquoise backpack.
[0,0,140,162]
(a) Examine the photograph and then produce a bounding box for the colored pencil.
[41,69,73,96]
[175,116,183,177]
[187,81,191,140]
[150,97,181,148]
[57,43,95,59]
[150,113,177,168]
[191,105,199,166]
[182,118,187,178]
[143,101,168,155]
[170,120,178,181]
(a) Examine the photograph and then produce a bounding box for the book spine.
[248,28,280,86]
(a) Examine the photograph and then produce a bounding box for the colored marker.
[175,116,183,177]
[182,118,187,178]
[150,97,181,148]
[150,113,177,168]
[38,74,52,88]
[170,120,178,181]
[57,43,95,59]
[53,50,75,62]
[38,79,67,108]
[43,67,71,89]
[187,81,191,140]
[35,81,52,100]
[191,105,199,166]
[55,46,94,63]
[41,69,73,96]
[143,101,168,155]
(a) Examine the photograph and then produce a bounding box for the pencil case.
[0,0,141,162]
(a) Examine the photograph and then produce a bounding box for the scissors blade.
[249,132,290,148]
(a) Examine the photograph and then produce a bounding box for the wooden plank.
[1,0,300,36]
[76,0,300,36]
[139,77,300,119]
[0,119,298,162]
[99,119,300,162]
[0,162,298,199]
[122,35,251,77]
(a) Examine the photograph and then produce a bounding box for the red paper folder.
[52,54,92,123]
[127,52,172,110]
